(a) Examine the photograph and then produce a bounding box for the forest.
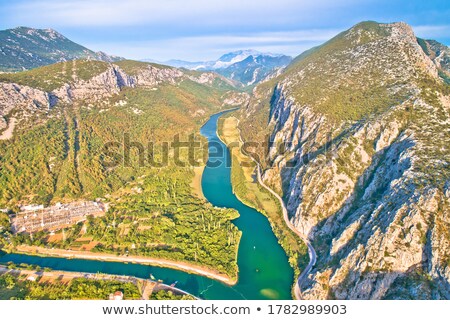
[0,61,243,278]
[0,273,141,300]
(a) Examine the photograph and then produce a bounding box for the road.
[232,117,317,300]
[252,162,317,300]
[0,265,200,300]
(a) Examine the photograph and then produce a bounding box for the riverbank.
[0,264,153,299]
[0,109,294,300]
[0,264,198,300]
[217,115,309,282]
[9,245,237,286]
[191,165,205,199]
[218,115,317,300]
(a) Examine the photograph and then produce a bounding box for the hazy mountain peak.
[158,50,292,86]
[214,49,285,69]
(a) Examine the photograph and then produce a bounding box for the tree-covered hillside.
[0,59,242,278]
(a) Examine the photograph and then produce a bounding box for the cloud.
[2,0,449,60]
[413,24,450,39]
[6,0,361,28]
[84,28,339,61]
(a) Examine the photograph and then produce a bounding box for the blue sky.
[0,0,449,61]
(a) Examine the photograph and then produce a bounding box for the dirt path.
[13,245,236,285]
[141,281,156,300]
[0,117,16,140]
[191,166,205,199]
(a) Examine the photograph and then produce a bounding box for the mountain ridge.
[151,49,292,86]
[0,26,123,72]
[237,21,450,299]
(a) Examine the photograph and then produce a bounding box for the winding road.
[253,163,317,299]
[233,118,317,300]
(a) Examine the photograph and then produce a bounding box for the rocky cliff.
[0,60,235,132]
[239,21,450,299]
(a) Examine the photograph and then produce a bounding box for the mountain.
[217,54,293,86]
[159,50,292,86]
[0,59,239,129]
[0,27,123,72]
[418,38,450,84]
[238,21,450,299]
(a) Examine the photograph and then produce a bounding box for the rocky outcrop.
[52,66,125,104]
[0,62,216,121]
[420,38,450,78]
[0,82,54,115]
[133,65,184,86]
[0,82,54,129]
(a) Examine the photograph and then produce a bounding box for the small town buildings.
[11,201,107,234]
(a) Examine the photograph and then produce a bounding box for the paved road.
[14,245,234,285]
[252,163,317,300]
[232,117,317,300]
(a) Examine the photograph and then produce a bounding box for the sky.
[0,0,449,61]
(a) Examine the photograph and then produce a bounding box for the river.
[0,111,294,299]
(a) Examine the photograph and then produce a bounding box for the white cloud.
[5,1,449,61]
[413,24,450,39]
[85,28,339,61]
[8,0,361,27]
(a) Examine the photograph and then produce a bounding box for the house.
[109,291,123,300]
[20,204,44,211]
[26,275,37,282]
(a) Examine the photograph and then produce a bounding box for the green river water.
[0,111,294,299]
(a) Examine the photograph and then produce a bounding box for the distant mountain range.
[0,27,122,72]
[146,50,293,86]
[0,26,291,87]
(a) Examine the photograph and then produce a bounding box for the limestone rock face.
[0,62,233,131]
[51,64,184,104]
[239,22,450,299]
[0,82,53,116]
